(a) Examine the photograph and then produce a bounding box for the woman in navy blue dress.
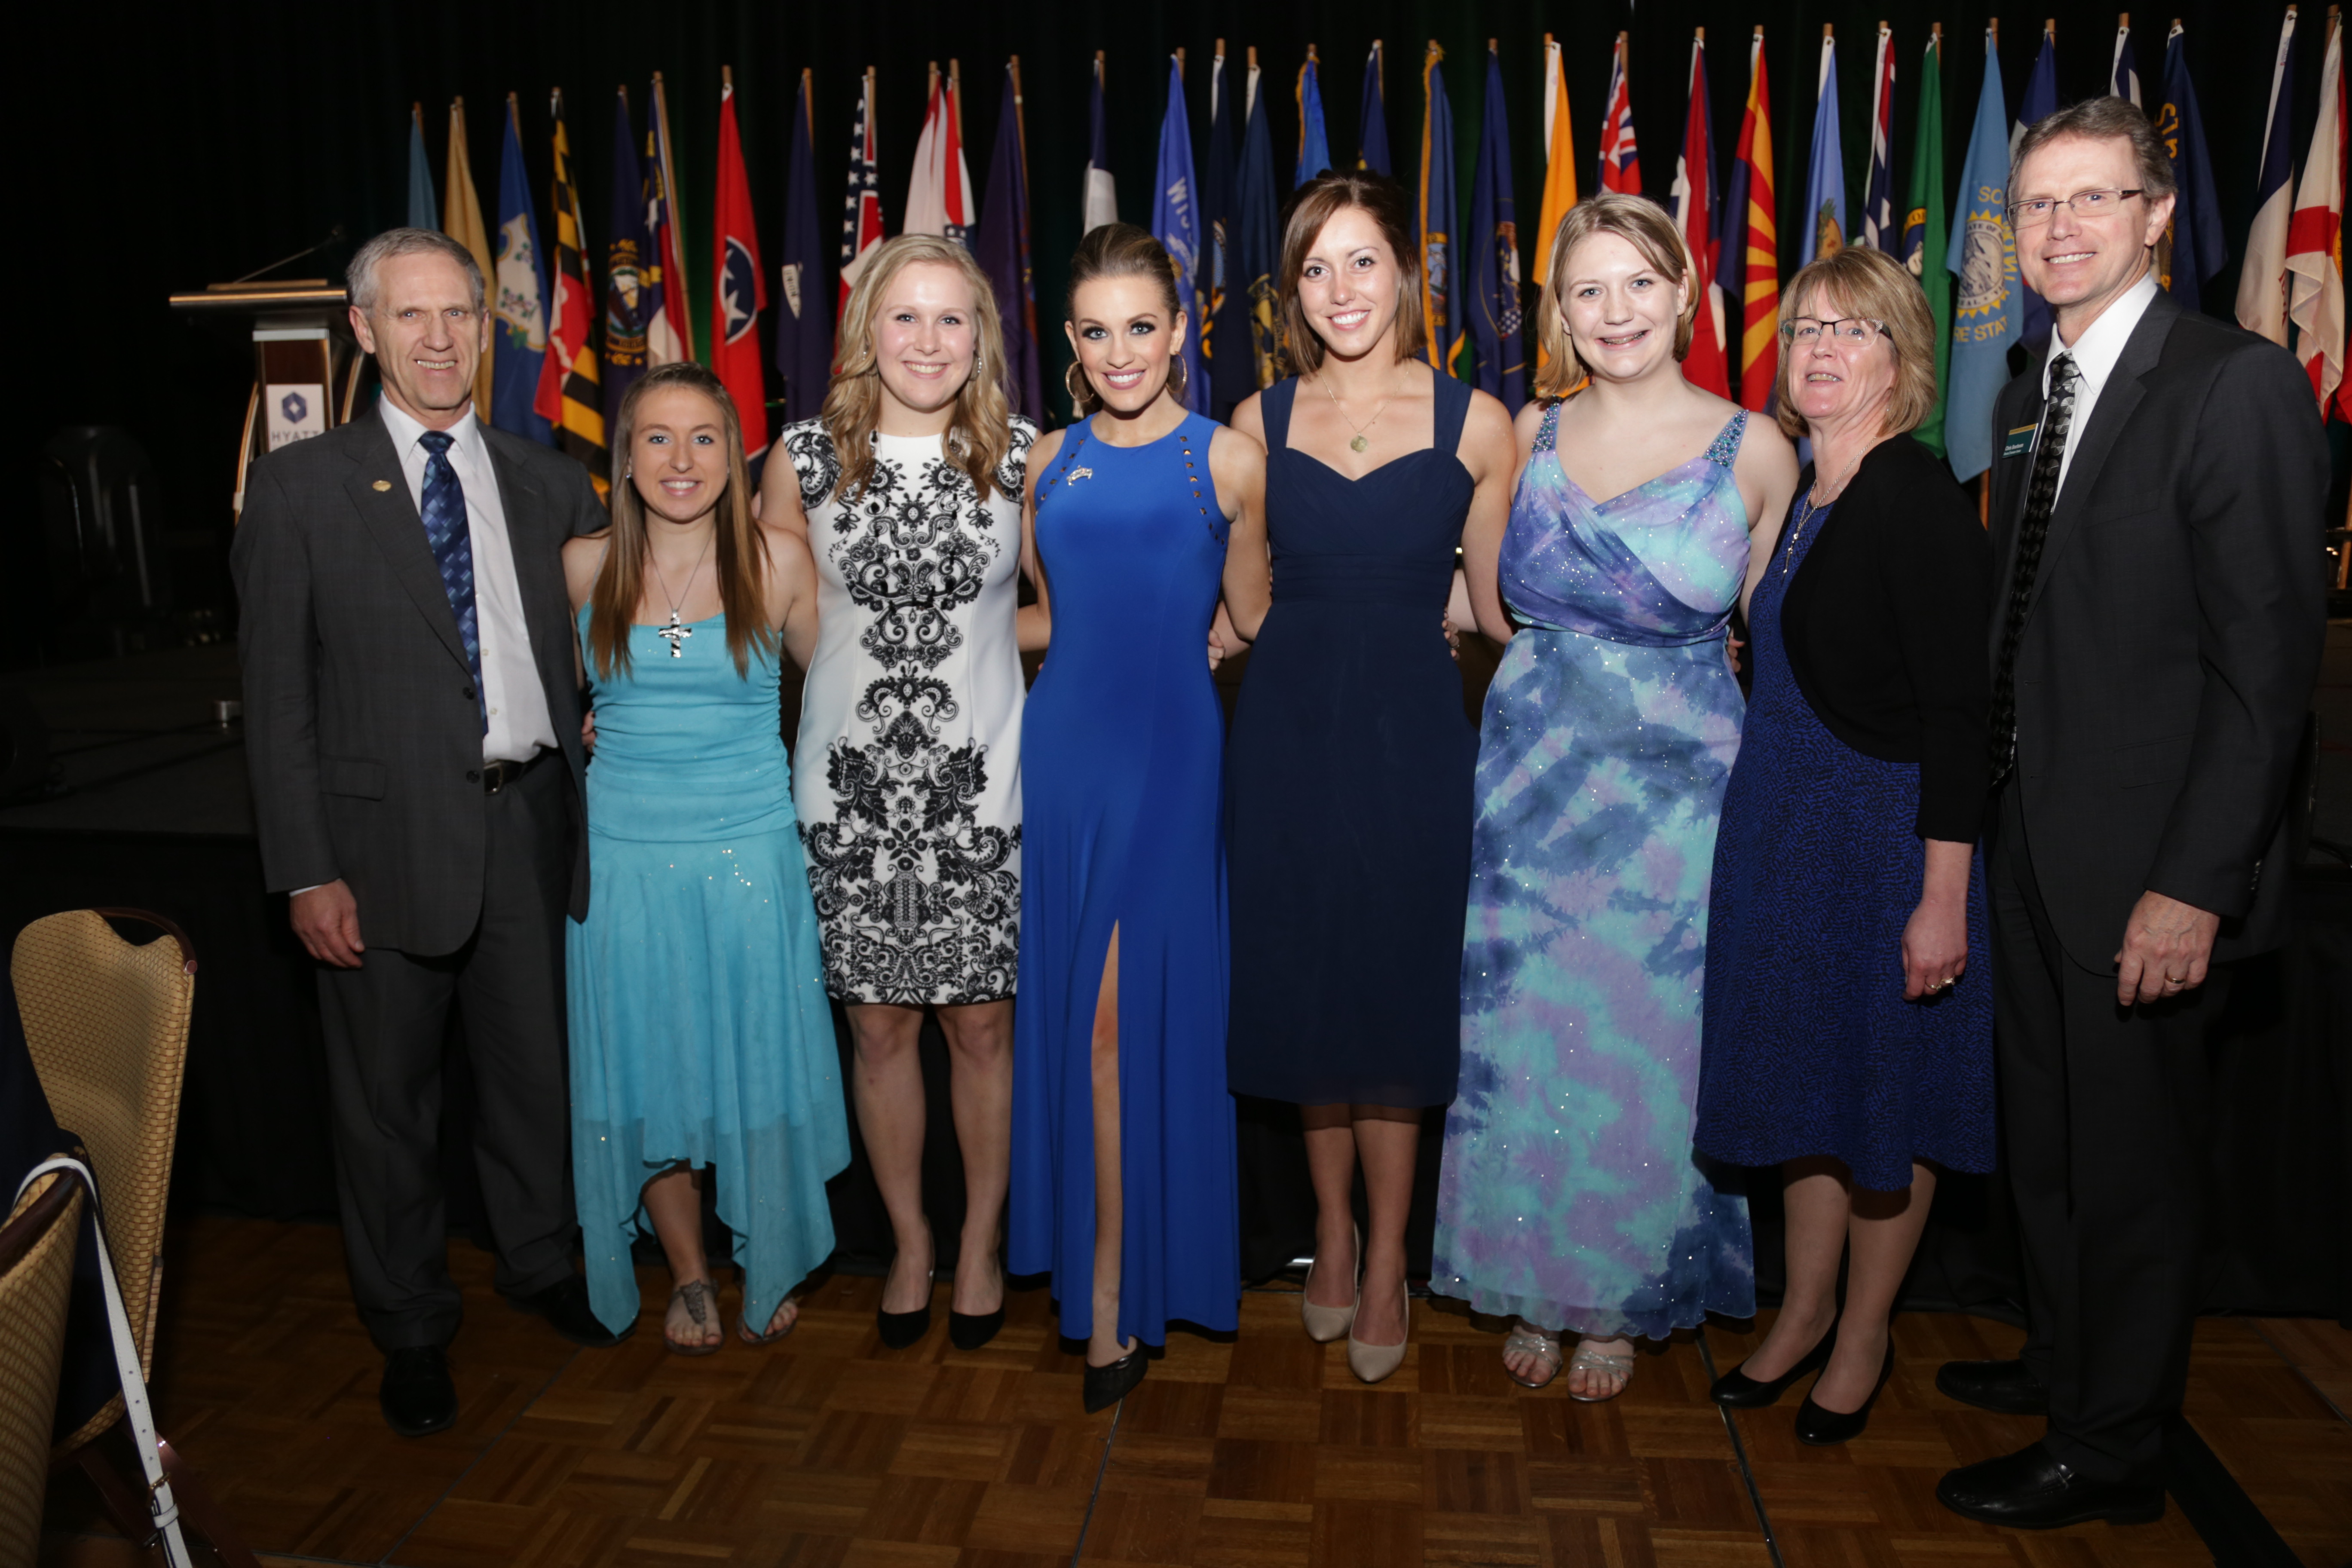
[1696,248,1994,1444]
[1008,225,1271,1412]
[1222,173,1518,1383]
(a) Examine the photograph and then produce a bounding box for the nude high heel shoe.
[1301,1224,1360,1343]
[1347,1278,1410,1384]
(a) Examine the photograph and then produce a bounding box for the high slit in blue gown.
[1008,411,1240,1346]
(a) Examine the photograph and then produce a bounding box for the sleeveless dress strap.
[1703,407,1749,468]
[1263,377,1298,450]
[1534,400,1562,454]
[1433,366,1473,456]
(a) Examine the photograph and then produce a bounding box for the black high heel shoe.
[1710,1322,1837,1409]
[1081,1343,1148,1413]
[876,1262,934,1350]
[949,1253,1005,1351]
[1795,1338,1896,1446]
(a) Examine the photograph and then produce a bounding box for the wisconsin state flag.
[535,89,606,496]
[711,69,770,461]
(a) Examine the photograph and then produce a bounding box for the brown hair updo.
[1062,222,1188,415]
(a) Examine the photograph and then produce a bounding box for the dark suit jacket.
[231,408,603,956]
[1988,287,2328,968]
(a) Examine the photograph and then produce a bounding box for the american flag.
[839,68,884,316]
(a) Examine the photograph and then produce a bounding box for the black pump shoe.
[1795,1338,1897,1446]
[1081,1345,1148,1413]
[949,1254,1006,1351]
[877,1298,932,1350]
[1711,1323,1836,1409]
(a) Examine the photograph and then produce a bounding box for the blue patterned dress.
[1433,403,1757,1338]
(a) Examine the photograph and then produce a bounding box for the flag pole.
[1176,46,1185,81]
[721,64,732,93]
[951,60,964,141]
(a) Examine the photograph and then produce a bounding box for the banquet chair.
[12,907,257,1566]
[0,1167,84,1567]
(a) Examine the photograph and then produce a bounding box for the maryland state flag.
[536,90,606,491]
[535,89,606,494]
[711,70,770,460]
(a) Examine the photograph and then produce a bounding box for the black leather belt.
[480,750,549,794]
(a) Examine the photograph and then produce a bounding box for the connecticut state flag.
[711,72,769,461]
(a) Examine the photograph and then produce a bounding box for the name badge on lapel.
[2001,424,2038,460]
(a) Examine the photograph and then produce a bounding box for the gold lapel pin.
[372,480,393,492]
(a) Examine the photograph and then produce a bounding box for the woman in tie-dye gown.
[1436,195,1797,1398]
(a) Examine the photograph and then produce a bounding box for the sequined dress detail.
[1432,403,1758,1337]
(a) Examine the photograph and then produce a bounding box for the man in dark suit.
[1935,100,2327,1527]
[233,229,622,1438]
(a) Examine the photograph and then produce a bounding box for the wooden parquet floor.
[36,1215,2352,1568]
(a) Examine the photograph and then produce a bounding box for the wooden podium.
[166,281,371,522]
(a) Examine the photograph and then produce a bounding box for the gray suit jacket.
[1987,288,2328,968]
[232,408,602,955]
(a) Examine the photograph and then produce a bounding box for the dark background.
[19,0,2338,669]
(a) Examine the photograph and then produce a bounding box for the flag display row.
[404,13,2350,493]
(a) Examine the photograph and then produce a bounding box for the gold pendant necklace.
[1320,372,1395,454]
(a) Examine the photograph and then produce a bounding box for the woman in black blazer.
[1691,246,1994,1446]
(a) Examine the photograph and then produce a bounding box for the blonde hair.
[1774,246,1941,440]
[1062,222,1189,415]
[823,233,1013,504]
[1275,172,1427,375]
[591,362,775,680]
[1532,193,1700,400]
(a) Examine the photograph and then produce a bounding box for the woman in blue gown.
[1008,225,1271,1411]
[564,363,850,1353]
[1436,195,1798,1398]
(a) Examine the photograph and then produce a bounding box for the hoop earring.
[1064,360,1093,407]
[1167,354,1189,401]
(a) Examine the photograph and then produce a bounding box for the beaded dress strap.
[1535,400,1562,454]
[1703,407,1749,468]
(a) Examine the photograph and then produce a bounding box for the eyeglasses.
[2006,188,2144,226]
[1779,316,1888,346]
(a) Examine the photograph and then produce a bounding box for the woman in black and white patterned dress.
[760,233,1039,1351]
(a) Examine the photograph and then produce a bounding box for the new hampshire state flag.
[1944,31,2015,482]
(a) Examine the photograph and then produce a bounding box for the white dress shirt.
[2038,269,2160,504]
[377,401,560,764]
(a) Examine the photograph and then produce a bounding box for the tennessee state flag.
[711,69,769,459]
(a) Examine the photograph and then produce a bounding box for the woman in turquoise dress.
[1435,195,1798,1397]
[1008,224,1270,1412]
[564,362,850,1353]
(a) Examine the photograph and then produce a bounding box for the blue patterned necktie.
[416,430,486,732]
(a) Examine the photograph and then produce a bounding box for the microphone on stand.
[226,225,349,287]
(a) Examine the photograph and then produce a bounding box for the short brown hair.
[1532,193,1700,399]
[1062,222,1189,414]
[2012,97,2176,205]
[1774,246,1941,440]
[1276,172,1428,375]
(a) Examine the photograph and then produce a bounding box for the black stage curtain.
[4,824,2346,1321]
[31,0,2343,637]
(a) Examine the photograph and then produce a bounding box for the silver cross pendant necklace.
[646,530,714,657]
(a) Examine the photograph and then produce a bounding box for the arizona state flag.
[536,89,606,494]
[711,70,770,460]
[1730,33,1779,411]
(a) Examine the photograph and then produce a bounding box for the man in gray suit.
[233,228,621,1439]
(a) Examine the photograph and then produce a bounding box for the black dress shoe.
[949,1306,1004,1351]
[1935,1357,2050,1415]
[1711,1324,1836,1408]
[1081,1345,1148,1413]
[380,1345,456,1438]
[878,1301,932,1349]
[1937,1441,2164,1530]
[1795,1338,1896,1446]
[516,1274,627,1347]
